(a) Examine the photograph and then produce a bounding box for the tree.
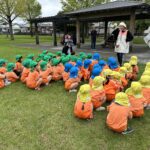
[21,0,41,37]
[61,0,110,12]
[0,0,25,40]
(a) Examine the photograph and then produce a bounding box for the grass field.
[0,35,150,150]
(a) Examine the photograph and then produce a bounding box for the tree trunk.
[8,16,14,40]
[30,22,33,37]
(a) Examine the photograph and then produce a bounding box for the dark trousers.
[91,40,96,49]
[117,53,124,66]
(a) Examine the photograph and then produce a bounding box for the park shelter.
[30,1,150,48]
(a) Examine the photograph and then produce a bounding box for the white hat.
[119,22,127,28]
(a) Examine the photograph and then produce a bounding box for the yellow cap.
[115,92,130,107]
[92,76,105,90]
[124,63,132,72]
[143,70,150,76]
[119,67,127,77]
[139,75,150,88]
[145,62,150,71]
[126,82,143,98]
[78,84,91,103]
[129,56,138,65]
[103,69,113,77]
[112,71,121,80]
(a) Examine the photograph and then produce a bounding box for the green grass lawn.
[0,35,150,150]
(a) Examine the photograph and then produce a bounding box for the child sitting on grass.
[89,67,101,87]
[119,67,128,88]
[40,61,52,86]
[125,82,147,117]
[124,63,132,80]
[89,53,100,71]
[14,55,23,77]
[62,63,73,82]
[74,84,93,119]
[65,66,80,92]
[106,92,133,134]
[129,56,139,81]
[21,59,31,83]
[90,76,106,111]
[6,63,19,83]
[139,75,150,109]
[26,61,42,90]
[51,58,62,81]
[103,69,119,102]
[82,59,92,81]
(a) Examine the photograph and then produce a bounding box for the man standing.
[91,27,97,49]
[111,22,133,66]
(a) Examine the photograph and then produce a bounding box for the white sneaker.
[96,107,105,111]
[5,80,11,86]
[69,89,77,93]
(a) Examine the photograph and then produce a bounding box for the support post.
[76,19,81,48]
[129,10,135,52]
[81,23,85,44]
[53,22,57,46]
[35,23,39,45]
[104,20,108,45]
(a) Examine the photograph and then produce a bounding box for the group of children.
[0,51,149,134]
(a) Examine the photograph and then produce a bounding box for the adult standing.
[111,22,133,66]
[144,26,150,48]
[91,27,97,49]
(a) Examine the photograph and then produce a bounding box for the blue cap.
[92,53,100,61]
[75,60,83,68]
[84,59,92,69]
[70,67,79,78]
[91,68,101,79]
[108,57,118,69]
[99,60,107,69]
[64,63,73,72]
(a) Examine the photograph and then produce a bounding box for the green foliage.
[0,0,25,22]
[21,0,41,21]
[61,0,111,12]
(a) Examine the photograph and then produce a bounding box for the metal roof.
[66,1,149,15]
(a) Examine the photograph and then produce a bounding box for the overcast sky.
[37,0,62,17]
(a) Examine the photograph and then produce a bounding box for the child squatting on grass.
[1,51,150,135]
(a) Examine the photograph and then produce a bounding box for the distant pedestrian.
[91,27,97,49]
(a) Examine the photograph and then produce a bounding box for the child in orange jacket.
[119,67,128,88]
[124,63,132,80]
[26,61,42,90]
[14,55,23,77]
[82,59,92,81]
[125,82,147,117]
[103,69,119,102]
[139,75,150,109]
[40,61,52,85]
[62,63,73,82]
[98,60,109,73]
[74,84,93,119]
[129,56,139,81]
[90,76,106,111]
[0,59,7,73]
[89,53,100,71]
[89,67,102,87]
[65,66,80,92]
[21,59,31,83]
[6,63,19,83]
[106,92,133,134]
[75,60,83,80]
[51,58,62,81]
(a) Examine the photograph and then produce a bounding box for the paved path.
[16,42,150,64]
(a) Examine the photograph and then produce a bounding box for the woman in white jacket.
[144,26,150,48]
